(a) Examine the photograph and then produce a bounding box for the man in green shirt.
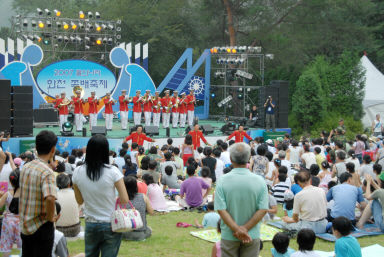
[214,143,268,257]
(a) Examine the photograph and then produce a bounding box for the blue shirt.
[291,184,302,195]
[335,235,362,257]
[215,168,269,241]
[283,203,293,217]
[266,101,275,114]
[271,248,295,257]
[326,183,364,220]
[202,212,220,229]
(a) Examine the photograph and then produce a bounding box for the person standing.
[88,91,99,130]
[188,124,210,150]
[171,91,180,128]
[55,92,70,131]
[186,89,196,126]
[104,93,115,131]
[123,126,156,147]
[132,90,143,126]
[249,105,258,126]
[215,143,269,257]
[264,96,276,131]
[226,125,253,143]
[119,90,129,130]
[372,114,383,137]
[72,90,85,132]
[152,91,161,127]
[179,92,187,128]
[19,130,58,256]
[161,90,172,128]
[143,90,153,126]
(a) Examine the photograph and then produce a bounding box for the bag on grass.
[111,199,143,233]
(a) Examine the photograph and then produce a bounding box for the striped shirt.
[19,158,57,235]
[271,182,290,204]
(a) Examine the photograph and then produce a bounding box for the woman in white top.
[300,144,316,170]
[287,140,301,165]
[73,135,128,257]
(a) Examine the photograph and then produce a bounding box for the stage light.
[95,24,101,31]
[231,48,237,54]
[85,45,90,50]
[107,38,113,45]
[210,49,214,54]
[57,36,63,43]
[45,9,51,15]
[101,24,107,30]
[28,35,34,41]
[108,24,114,30]
[63,22,69,30]
[102,37,107,44]
[71,22,77,30]
[211,93,216,98]
[70,36,76,43]
[38,21,44,28]
[213,48,218,53]
[266,54,274,60]
[37,8,43,15]
[96,38,102,45]
[62,122,73,133]
[226,48,231,53]
[87,23,94,30]
[56,21,62,28]
[88,11,93,18]
[46,20,52,27]
[78,22,84,29]
[35,35,42,42]
[79,11,85,19]
[84,36,90,42]
[23,19,28,27]
[76,36,83,44]
[95,12,101,19]
[54,9,61,17]
[31,20,37,27]
[43,39,50,45]
[116,35,121,39]
[64,36,69,43]
[116,26,121,32]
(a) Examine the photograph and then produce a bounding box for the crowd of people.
[0,123,384,257]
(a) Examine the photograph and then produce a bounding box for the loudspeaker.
[220,123,236,135]
[33,109,59,123]
[201,124,214,135]
[144,126,159,136]
[0,118,11,133]
[91,126,107,136]
[185,125,194,134]
[166,127,170,137]
[13,94,33,105]
[12,118,33,136]
[12,86,33,94]
[130,125,139,134]
[0,80,11,99]
[0,100,11,119]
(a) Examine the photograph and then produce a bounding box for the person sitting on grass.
[140,160,160,184]
[364,174,384,232]
[283,190,294,218]
[332,216,362,257]
[291,229,320,257]
[346,162,361,187]
[122,155,138,176]
[272,173,290,204]
[211,220,221,257]
[271,232,295,257]
[176,166,211,209]
[194,202,220,229]
[161,165,181,191]
[142,174,167,211]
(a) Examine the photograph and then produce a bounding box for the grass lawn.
[67,207,384,257]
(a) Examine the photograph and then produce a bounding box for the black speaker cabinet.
[91,126,107,136]
[144,126,159,135]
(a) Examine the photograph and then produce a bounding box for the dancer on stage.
[55,92,71,131]
[119,89,129,130]
[88,91,99,130]
[179,92,187,128]
[188,124,211,149]
[186,89,196,126]
[143,89,153,126]
[161,90,172,128]
[123,125,156,146]
[104,92,115,131]
[226,125,253,143]
[152,91,161,127]
[171,90,180,128]
[132,90,143,126]
[72,90,85,132]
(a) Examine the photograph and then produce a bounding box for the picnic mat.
[314,244,384,257]
[267,221,384,242]
[155,200,183,212]
[190,224,282,243]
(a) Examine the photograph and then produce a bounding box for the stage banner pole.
[143,43,148,71]
[135,43,141,65]
[0,38,5,69]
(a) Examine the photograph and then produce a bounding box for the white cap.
[165,90,170,93]
[136,90,141,93]
[146,89,151,92]
[121,89,127,92]
[75,90,81,94]
[180,92,186,95]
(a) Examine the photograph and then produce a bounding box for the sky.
[0,0,15,28]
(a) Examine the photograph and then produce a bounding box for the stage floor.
[33,119,227,139]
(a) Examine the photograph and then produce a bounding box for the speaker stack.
[12,86,33,137]
[0,80,11,134]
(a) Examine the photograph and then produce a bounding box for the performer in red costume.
[226,125,253,143]
[119,89,129,130]
[123,125,155,146]
[161,90,172,128]
[132,90,143,126]
[188,124,211,149]
[104,92,115,131]
[186,89,196,126]
[171,90,180,128]
[178,92,187,128]
[88,91,99,130]
[55,92,71,131]
[72,90,85,132]
[143,89,153,126]
[152,91,161,127]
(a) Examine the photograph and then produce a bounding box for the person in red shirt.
[72,90,85,132]
[123,125,155,146]
[143,89,153,126]
[104,92,115,131]
[171,90,180,128]
[132,90,143,126]
[226,125,253,143]
[55,92,71,131]
[178,92,187,128]
[161,90,172,128]
[186,89,196,126]
[88,91,99,130]
[119,89,129,130]
[188,124,211,149]
[152,91,161,127]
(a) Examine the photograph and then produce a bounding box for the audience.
[332,216,362,257]
[291,229,320,257]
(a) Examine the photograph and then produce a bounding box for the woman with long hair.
[181,134,194,166]
[72,134,128,257]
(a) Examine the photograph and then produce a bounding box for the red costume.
[152,97,161,113]
[125,132,153,146]
[132,96,142,113]
[186,95,195,111]
[88,97,99,114]
[188,130,208,149]
[54,98,69,115]
[72,97,84,114]
[119,95,129,112]
[104,98,114,114]
[161,97,172,113]
[143,95,153,112]
[227,130,253,143]
[171,96,180,113]
[179,97,187,114]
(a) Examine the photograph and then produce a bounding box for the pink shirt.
[147,184,167,211]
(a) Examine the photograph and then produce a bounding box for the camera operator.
[264,96,276,131]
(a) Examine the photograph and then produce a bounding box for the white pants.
[179,113,186,128]
[153,113,161,127]
[59,115,68,131]
[75,113,83,131]
[89,113,97,128]
[172,112,179,128]
[105,113,113,130]
[144,112,152,126]
[133,112,141,126]
[187,110,194,126]
[120,111,128,129]
[162,112,171,128]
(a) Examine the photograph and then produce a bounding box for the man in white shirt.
[219,143,231,166]
[213,148,224,181]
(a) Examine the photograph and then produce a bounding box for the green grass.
[67,207,384,257]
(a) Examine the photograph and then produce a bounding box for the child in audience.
[283,190,294,217]
[137,146,145,168]
[173,148,184,180]
[142,174,168,211]
[161,165,181,190]
[272,173,290,204]
[271,232,295,257]
[130,142,139,165]
[318,161,332,190]
[213,148,224,181]
[211,220,221,257]
[346,162,361,187]
[332,216,362,257]
[194,202,220,229]
[291,229,320,257]
[314,147,325,167]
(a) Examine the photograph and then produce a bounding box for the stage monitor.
[201,124,214,135]
[91,126,107,136]
[144,126,159,136]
